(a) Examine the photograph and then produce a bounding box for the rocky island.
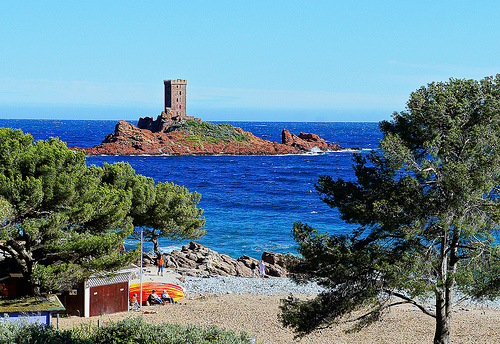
[83,79,351,156]
[84,114,348,156]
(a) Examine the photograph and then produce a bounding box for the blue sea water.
[0,119,382,259]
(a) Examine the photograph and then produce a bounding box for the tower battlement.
[167,79,187,85]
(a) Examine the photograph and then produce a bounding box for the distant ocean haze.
[0,119,382,259]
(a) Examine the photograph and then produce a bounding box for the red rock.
[82,116,349,156]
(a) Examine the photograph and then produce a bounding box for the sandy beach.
[57,292,500,344]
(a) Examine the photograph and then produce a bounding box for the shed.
[0,295,65,326]
[0,258,31,297]
[58,266,137,317]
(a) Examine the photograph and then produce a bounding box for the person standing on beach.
[157,255,164,276]
[251,261,257,277]
[259,260,265,277]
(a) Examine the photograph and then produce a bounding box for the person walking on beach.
[259,260,265,278]
[157,254,164,276]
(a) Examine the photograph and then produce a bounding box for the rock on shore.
[83,114,349,156]
[142,242,288,278]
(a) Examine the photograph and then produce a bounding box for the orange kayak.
[129,282,184,304]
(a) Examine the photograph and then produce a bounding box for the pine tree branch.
[0,241,28,270]
[384,289,436,318]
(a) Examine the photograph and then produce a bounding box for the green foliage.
[0,196,13,224]
[0,318,21,344]
[0,129,204,293]
[13,323,87,344]
[281,75,500,343]
[171,121,250,145]
[280,223,389,337]
[90,318,251,344]
[98,162,206,257]
[0,318,252,344]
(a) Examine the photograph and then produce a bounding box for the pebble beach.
[183,275,326,295]
[58,274,500,344]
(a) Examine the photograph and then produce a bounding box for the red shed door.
[89,282,128,317]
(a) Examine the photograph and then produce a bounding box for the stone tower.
[164,79,187,118]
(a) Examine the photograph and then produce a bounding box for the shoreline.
[83,148,360,158]
[140,260,500,309]
[57,290,500,344]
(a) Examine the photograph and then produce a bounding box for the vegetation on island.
[0,317,253,344]
[0,128,205,293]
[280,75,500,344]
[171,121,251,146]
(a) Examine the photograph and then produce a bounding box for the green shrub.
[90,317,151,343]
[90,318,252,344]
[171,122,250,145]
[0,317,252,344]
[0,318,20,344]
[13,323,89,344]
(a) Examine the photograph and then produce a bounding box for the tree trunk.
[434,230,459,344]
[25,260,40,295]
[434,289,451,344]
[152,233,160,257]
[5,238,37,294]
[434,227,452,344]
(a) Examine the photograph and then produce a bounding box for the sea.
[0,119,382,259]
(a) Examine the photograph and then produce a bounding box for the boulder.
[281,129,343,152]
[237,255,260,270]
[264,263,288,278]
[158,242,287,278]
[133,252,157,267]
[262,251,286,267]
[261,252,288,277]
[298,132,328,150]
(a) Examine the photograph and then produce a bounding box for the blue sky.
[1,1,499,122]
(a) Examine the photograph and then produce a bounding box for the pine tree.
[0,129,204,293]
[280,75,500,344]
